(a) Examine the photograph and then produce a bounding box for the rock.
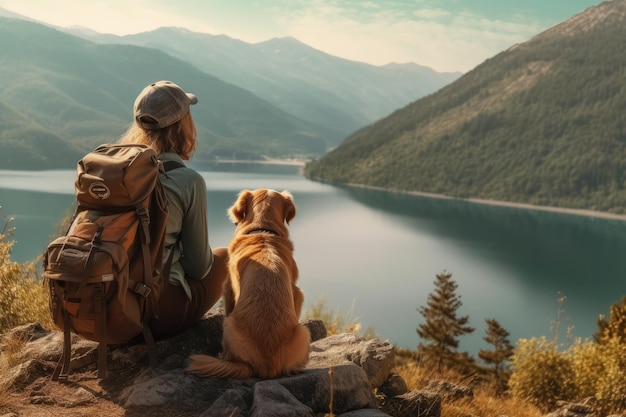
[308,333,396,388]
[340,410,395,416]
[58,387,97,407]
[4,314,495,417]
[2,315,426,416]
[378,372,408,398]
[271,364,375,413]
[302,318,328,342]
[545,400,597,417]
[423,380,473,402]
[4,359,55,389]
[380,389,441,417]
[200,387,251,417]
[119,368,202,407]
[250,382,315,417]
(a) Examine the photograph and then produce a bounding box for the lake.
[1,164,625,356]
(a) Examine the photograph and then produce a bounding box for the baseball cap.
[134,80,198,129]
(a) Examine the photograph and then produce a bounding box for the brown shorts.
[149,247,228,340]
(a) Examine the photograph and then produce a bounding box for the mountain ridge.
[63,24,460,138]
[0,6,460,170]
[0,17,331,169]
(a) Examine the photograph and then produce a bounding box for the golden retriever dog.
[186,189,310,379]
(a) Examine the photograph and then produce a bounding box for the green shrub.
[508,337,578,411]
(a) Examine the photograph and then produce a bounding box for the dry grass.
[0,330,28,410]
[395,358,543,417]
[1,331,28,369]
[0,212,54,410]
[0,380,10,411]
[304,298,376,339]
[0,236,54,333]
[440,390,542,417]
[0,209,55,333]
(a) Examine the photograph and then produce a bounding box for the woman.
[119,80,228,340]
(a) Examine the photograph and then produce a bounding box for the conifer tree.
[416,271,474,372]
[478,318,514,391]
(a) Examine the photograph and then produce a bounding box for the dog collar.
[247,228,279,236]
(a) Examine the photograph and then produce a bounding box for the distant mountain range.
[304,0,626,214]
[0,7,460,170]
[67,27,461,139]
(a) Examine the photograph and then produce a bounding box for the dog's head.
[228,189,296,235]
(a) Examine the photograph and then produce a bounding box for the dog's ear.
[228,189,253,223]
[281,190,296,224]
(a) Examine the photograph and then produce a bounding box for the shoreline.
[199,158,307,167]
[205,160,626,222]
[345,182,626,222]
[6,162,624,222]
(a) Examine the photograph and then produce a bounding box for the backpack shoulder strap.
[52,312,72,381]
[157,158,184,277]
[139,158,185,367]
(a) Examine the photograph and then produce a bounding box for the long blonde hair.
[119,111,197,160]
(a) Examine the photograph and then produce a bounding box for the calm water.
[1,164,625,355]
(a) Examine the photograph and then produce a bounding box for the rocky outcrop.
[0,311,441,417]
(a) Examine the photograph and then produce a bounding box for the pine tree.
[478,318,514,391]
[416,270,474,372]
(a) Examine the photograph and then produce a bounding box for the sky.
[0,0,605,73]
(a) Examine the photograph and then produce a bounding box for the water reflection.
[340,186,626,299]
[339,185,626,343]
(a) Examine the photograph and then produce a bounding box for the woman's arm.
[179,172,213,280]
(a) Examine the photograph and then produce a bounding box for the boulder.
[308,333,396,388]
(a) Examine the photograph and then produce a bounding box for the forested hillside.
[304,0,626,214]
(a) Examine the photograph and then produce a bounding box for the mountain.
[0,17,333,169]
[64,27,461,141]
[304,0,626,214]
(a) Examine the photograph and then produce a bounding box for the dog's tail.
[186,354,254,379]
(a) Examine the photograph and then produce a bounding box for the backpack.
[42,143,182,380]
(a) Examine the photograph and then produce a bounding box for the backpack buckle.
[136,207,149,225]
[134,283,151,297]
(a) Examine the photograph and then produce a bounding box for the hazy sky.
[0,0,604,72]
